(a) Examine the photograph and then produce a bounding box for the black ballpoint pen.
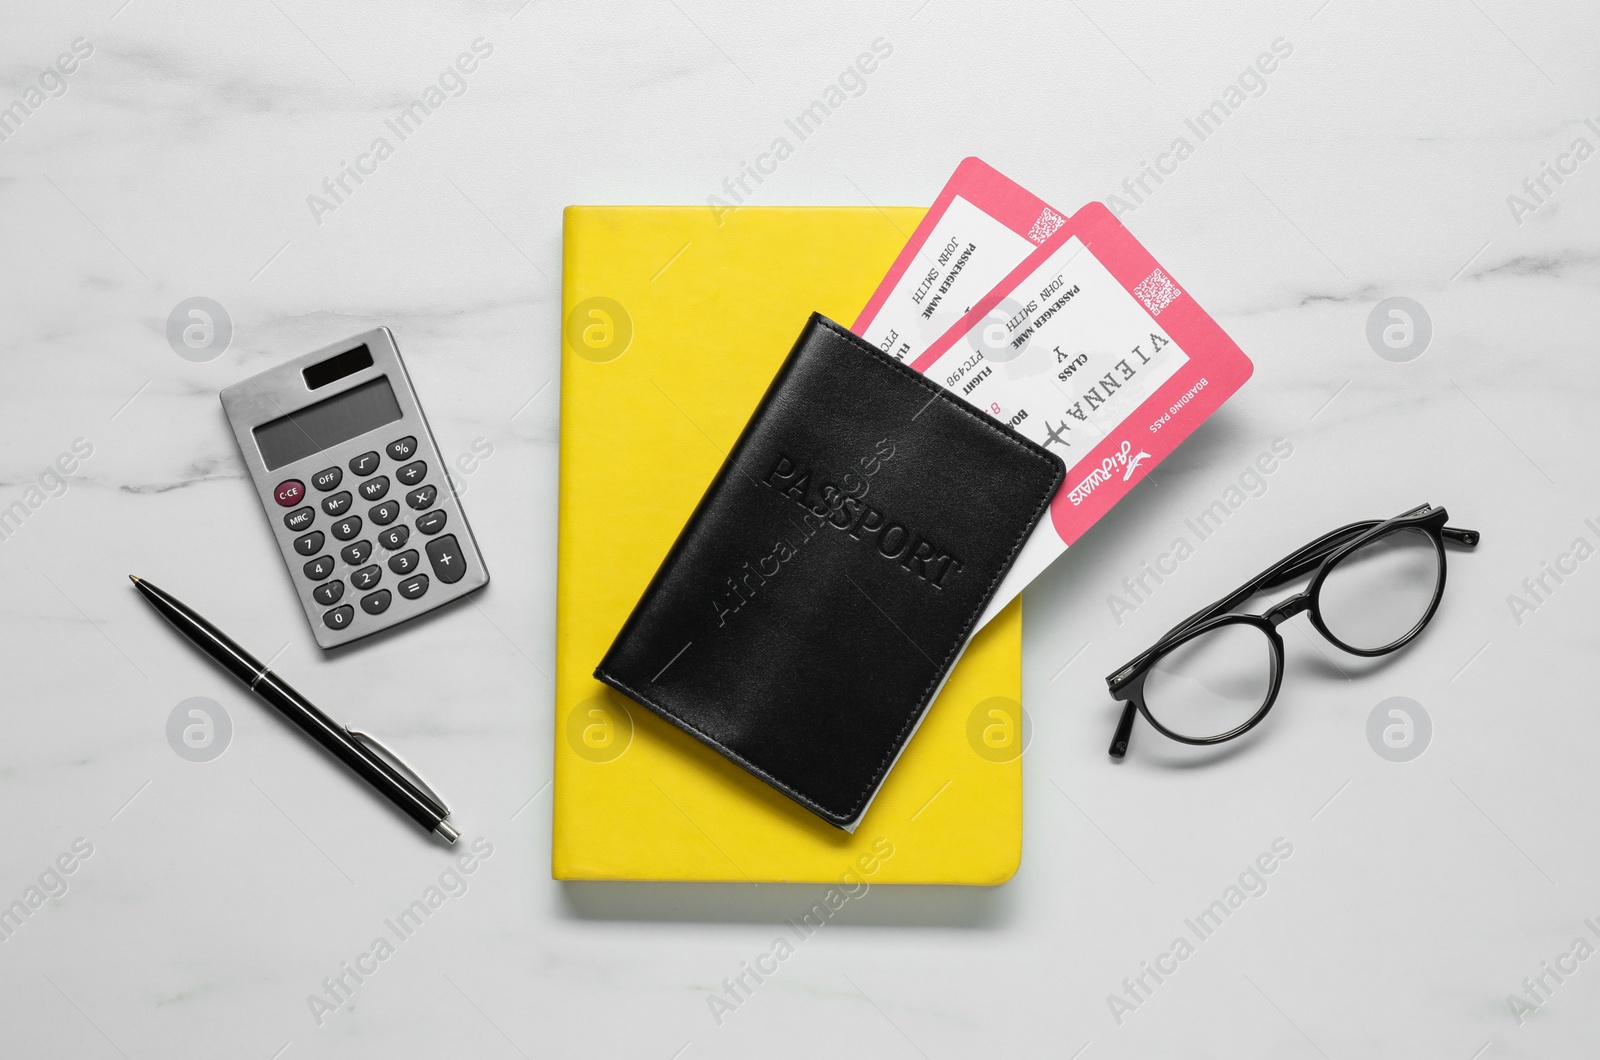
[129,576,460,843]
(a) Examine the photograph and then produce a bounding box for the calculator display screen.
[253,376,403,471]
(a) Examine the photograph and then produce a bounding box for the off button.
[274,479,306,507]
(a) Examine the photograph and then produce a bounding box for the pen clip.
[346,727,450,815]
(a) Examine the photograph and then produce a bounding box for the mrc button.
[274,479,305,506]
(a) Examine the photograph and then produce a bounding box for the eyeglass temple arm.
[1251,520,1477,591]
[1113,520,1384,679]
[1255,523,1479,586]
[1126,515,1480,664]
[1109,702,1137,758]
[1254,521,1384,591]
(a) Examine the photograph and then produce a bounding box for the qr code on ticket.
[1133,268,1181,316]
[1026,207,1067,244]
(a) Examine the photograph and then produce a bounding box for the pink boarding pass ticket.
[862,183,1254,630]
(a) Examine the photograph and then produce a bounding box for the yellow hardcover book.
[554,205,1024,883]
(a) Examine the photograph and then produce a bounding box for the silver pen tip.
[434,820,460,844]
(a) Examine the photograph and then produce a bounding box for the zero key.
[424,533,467,584]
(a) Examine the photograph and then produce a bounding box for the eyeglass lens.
[1143,621,1274,740]
[1316,526,1440,651]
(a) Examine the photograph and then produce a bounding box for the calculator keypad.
[277,426,480,644]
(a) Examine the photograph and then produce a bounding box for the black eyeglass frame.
[1105,503,1479,759]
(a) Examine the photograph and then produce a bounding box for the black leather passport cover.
[595,314,1064,829]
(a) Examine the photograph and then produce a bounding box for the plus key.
[424,533,466,584]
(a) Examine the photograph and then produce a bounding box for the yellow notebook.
[554,205,1024,883]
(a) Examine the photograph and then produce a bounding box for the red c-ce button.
[274,479,306,506]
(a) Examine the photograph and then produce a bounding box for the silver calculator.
[220,328,488,648]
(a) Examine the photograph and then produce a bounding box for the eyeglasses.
[1105,503,1479,758]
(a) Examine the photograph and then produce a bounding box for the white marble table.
[3,0,1598,1055]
